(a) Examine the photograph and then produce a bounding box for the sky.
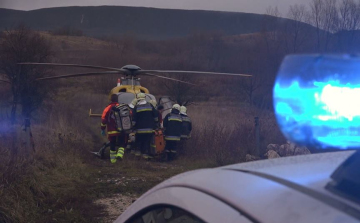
[0,0,313,15]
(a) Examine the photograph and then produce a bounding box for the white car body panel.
[115,187,252,223]
[116,151,360,223]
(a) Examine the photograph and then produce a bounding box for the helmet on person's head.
[149,100,157,107]
[129,98,138,108]
[110,94,118,103]
[137,93,146,100]
[131,98,138,105]
[172,104,181,111]
[157,105,164,110]
[180,106,187,115]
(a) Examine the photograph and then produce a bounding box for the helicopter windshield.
[117,93,135,105]
[117,93,156,105]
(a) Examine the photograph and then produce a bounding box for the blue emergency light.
[274,54,360,149]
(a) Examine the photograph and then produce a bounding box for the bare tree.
[309,0,339,52]
[0,25,54,124]
[310,0,325,51]
[322,0,339,50]
[286,4,312,53]
[262,6,284,55]
[161,74,202,106]
[336,0,360,51]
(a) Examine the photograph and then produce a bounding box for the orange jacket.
[101,102,120,137]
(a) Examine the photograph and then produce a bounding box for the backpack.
[112,104,133,133]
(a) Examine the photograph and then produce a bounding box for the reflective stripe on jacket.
[101,102,120,137]
[180,114,192,139]
[133,101,158,134]
[163,109,182,140]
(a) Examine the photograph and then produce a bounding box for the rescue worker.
[101,94,127,163]
[129,98,138,110]
[127,98,138,154]
[180,106,192,139]
[178,105,192,155]
[133,93,159,159]
[163,104,183,160]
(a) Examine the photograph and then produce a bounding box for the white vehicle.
[115,150,360,223]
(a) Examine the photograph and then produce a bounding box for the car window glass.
[126,205,205,223]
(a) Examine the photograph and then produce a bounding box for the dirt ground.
[95,193,138,223]
[90,156,194,222]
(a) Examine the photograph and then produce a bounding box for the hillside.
[0,6,315,39]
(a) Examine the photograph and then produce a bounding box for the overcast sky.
[0,0,313,15]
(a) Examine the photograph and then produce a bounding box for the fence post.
[254,117,260,156]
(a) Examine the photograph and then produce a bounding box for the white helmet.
[136,93,146,100]
[149,100,157,108]
[180,106,187,115]
[172,104,181,111]
[129,98,138,108]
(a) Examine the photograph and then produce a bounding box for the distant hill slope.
[0,6,314,39]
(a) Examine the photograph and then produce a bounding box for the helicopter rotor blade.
[138,70,252,77]
[19,62,124,72]
[37,71,122,80]
[143,73,196,86]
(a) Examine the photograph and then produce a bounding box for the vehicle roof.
[138,150,360,223]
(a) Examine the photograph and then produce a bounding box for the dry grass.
[0,88,287,222]
[0,31,289,222]
[183,103,285,165]
[0,94,107,222]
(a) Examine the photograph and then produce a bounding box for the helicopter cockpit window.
[117,93,135,105]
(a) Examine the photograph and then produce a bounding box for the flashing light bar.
[274,54,360,149]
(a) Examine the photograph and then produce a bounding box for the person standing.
[180,106,192,139]
[133,93,159,159]
[101,94,127,163]
[163,104,183,160]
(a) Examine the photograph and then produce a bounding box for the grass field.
[0,32,286,222]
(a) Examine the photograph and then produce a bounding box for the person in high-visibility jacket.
[101,94,127,163]
[133,93,159,159]
[127,98,138,154]
[180,106,192,139]
[163,104,183,160]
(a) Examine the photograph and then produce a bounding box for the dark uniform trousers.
[109,134,128,151]
[136,133,153,155]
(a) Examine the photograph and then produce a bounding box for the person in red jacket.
[101,94,127,163]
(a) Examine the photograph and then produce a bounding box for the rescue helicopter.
[16,62,252,159]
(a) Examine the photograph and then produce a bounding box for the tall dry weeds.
[0,93,107,223]
[181,103,286,166]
